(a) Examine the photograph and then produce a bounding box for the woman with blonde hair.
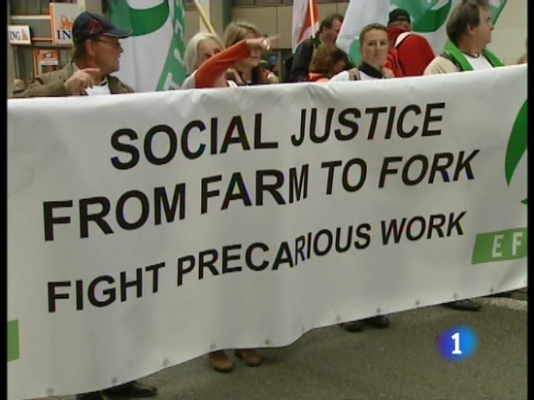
[181,32,224,89]
[331,23,394,81]
[182,22,278,373]
[222,21,271,86]
[186,22,277,90]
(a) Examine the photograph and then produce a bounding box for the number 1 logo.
[437,326,477,361]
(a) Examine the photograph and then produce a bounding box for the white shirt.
[71,63,112,95]
[85,78,111,96]
[464,54,493,71]
[330,70,380,82]
[181,70,238,89]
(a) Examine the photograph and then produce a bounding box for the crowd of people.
[11,1,526,399]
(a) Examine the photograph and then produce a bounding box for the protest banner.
[7,65,527,399]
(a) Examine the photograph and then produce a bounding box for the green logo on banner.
[505,100,528,204]
[471,100,528,264]
[8,320,19,362]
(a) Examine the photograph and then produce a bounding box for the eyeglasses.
[93,39,122,49]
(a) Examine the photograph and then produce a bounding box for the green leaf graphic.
[505,100,527,204]
[108,0,169,36]
[8,320,19,362]
[411,0,452,33]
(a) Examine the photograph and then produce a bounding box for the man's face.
[321,19,342,44]
[91,35,123,74]
[471,7,494,47]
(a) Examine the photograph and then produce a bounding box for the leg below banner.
[75,392,103,400]
[102,380,157,398]
[208,350,234,372]
[340,315,391,332]
[442,299,482,312]
[363,316,391,329]
[235,348,262,367]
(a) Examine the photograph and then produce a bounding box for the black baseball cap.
[388,8,411,25]
[72,11,132,44]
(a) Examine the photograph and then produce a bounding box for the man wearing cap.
[17,11,158,400]
[424,0,504,312]
[16,11,134,98]
[385,8,435,77]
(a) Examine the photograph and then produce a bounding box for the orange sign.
[38,50,59,66]
[50,3,81,46]
[8,25,31,45]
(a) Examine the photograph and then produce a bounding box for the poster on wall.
[8,25,31,45]
[37,50,59,66]
[50,3,81,46]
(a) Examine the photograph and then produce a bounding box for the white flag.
[109,0,186,92]
[291,0,320,52]
[336,0,390,65]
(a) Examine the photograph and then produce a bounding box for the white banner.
[8,65,527,400]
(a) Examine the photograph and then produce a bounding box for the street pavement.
[36,292,527,400]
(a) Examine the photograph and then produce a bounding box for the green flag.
[108,0,186,91]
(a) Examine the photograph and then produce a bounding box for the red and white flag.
[291,0,319,52]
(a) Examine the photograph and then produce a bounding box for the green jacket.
[15,62,134,98]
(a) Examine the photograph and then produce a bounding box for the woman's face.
[360,29,389,68]
[235,32,262,70]
[196,38,222,69]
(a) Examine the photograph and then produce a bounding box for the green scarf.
[443,40,504,71]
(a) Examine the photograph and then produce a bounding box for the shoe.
[442,299,482,311]
[76,392,104,400]
[208,350,233,372]
[363,315,390,329]
[487,291,514,298]
[235,348,262,367]
[340,320,365,332]
[102,380,157,398]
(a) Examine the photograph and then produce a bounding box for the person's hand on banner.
[382,67,395,79]
[65,68,100,95]
[226,67,245,84]
[246,35,280,53]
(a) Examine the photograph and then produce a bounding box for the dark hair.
[359,23,388,46]
[319,13,344,33]
[309,43,347,76]
[447,0,490,45]
[71,41,87,63]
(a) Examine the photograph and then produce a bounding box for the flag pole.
[193,0,216,35]
[309,0,316,39]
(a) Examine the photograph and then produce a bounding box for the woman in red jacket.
[182,23,278,374]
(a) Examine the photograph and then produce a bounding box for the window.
[9,0,77,16]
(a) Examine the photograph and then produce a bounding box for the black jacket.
[288,37,321,83]
[287,37,354,83]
